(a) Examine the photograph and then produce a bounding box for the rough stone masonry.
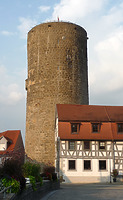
[25,22,89,167]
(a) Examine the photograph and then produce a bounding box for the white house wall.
[0,137,7,151]
[59,140,123,183]
[60,158,112,183]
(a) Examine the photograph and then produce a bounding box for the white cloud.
[0,83,24,105]
[1,31,15,36]
[50,0,123,105]
[18,17,37,39]
[8,90,23,104]
[0,65,26,135]
[51,0,105,22]
[0,65,7,75]
[0,65,25,105]
[95,27,123,59]
[39,5,50,12]
[89,26,123,99]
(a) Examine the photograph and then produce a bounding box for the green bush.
[22,162,41,181]
[28,175,36,191]
[36,176,43,186]
[22,162,43,190]
[0,159,26,192]
[2,177,20,193]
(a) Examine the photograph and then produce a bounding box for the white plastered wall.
[0,137,7,151]
[60,158,113,183]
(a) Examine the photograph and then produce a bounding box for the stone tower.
[25,22,89,166]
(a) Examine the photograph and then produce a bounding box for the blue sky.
[0,0,123,141]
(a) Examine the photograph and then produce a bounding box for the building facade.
[0,130,24,165]
[55,104,123,183]
[25,22,89,166]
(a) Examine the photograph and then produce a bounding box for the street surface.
[42,183,123,200]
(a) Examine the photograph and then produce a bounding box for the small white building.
[0,130,25,165]
[55,104,123,183]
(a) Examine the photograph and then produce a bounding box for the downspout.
[104,106,114,182]
[57,137,60,179]
[113,141,115,170]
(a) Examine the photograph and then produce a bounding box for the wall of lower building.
[14,132,25,163]
[60,158,113,183]
[58,140,123,183]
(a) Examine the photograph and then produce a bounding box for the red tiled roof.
[0,130,21,155]
[56,104,123,140]
[56,104,123,122]
[58,121,116,140]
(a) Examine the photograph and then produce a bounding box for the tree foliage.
[22,162,41,181]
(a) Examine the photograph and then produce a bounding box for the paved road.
[42,183,123,200]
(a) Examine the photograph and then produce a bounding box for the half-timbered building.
[55,104,123,183]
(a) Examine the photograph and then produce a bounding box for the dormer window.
[117,123,123,133]
[71,123,80,134]
[92,123,100,133]
[0,136,7,151]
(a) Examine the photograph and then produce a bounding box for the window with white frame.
[68,141,75,150]
[99,141,106,150]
